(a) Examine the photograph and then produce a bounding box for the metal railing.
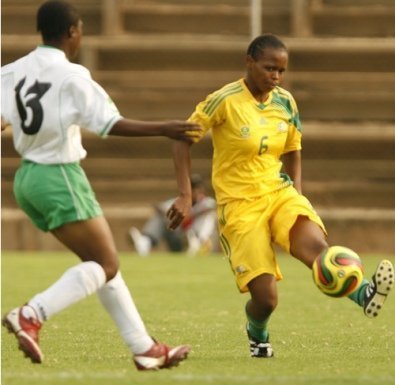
[251,0,314,38]
[250,0,262,39]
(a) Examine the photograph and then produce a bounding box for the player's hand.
[161,121,202,143]
[166,196,192,230]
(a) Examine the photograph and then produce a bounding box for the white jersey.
[1,45,122,164]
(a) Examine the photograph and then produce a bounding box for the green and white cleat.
[246,326,274,358]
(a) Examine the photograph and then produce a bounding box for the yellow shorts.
[217,186,326,293]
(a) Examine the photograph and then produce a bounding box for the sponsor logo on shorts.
[236,265,248,274]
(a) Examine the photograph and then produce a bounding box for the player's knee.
[103,265,119,282]
[291,232,328,268]
[256,297,277,319]
[262,297,277,315]
[250,292,278,317]
[320,239,329,252]
[312,237,329,256]
[248,274,278,316]
[101,256,120,281]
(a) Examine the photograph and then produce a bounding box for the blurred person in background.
[129,173,217,256]
[166,33,394,359]
[1,0,202,370]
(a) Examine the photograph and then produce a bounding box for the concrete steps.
[2,122,394,160]
[2,32,394,116]
[311,0,395,37]
[3,36,394,121]
[2,1,395,252]
[3,205,395,253]
[313,5,395,37]
[1,0,102,36]
[3,0,395,38]
[3,205,394,252]
[2,123,395,252]
[93,70,395,121]
[3,175,394,209]
[1,0,287,36]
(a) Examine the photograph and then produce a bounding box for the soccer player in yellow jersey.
[167,34,394,358]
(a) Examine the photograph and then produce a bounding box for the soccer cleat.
[133,340,191,370]
[246,327,274,358]
[2,306,43,363]
[128,227,151,256]
[364,259,394,318]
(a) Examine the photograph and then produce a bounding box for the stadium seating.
[2,0,395,252]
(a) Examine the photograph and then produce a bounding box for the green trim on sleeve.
[100,116,122,137]
[203,83,243,117]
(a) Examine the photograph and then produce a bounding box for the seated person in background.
[129,174,217,256]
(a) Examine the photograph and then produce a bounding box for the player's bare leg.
[245,274,277,358]
[289,216,328,268]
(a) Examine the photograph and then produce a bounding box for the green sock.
[348,278,369,307]
[245,305,270,343]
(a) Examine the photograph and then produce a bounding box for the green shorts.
[14,160,103,232]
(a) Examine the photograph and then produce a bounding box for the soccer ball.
[312,246,364,297]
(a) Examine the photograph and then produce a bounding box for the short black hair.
[247,34,287,60]
[37,1,80,42]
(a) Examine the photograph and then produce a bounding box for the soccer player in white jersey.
[1,0,202,370]
[166,34,394,358]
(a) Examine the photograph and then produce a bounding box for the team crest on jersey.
[240,126,250,138]
[235,265,248,274]
[277,122,288,133]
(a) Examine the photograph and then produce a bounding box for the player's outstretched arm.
[108,118,202,143]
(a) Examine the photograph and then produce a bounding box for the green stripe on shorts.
[13,160,103,231]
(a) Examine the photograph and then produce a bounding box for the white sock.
[28,261,106,323]
[97,272,154,355]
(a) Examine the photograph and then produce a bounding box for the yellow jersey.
[188,78,302,205]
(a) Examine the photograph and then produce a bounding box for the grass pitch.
[2,251,395,385]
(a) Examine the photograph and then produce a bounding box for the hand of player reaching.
[166,196,192,230]
[160,121,202,143]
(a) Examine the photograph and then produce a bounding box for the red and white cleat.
[133,341,191,370]
[2,306,43,363]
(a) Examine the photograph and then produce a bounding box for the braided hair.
[247,34,287,60]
